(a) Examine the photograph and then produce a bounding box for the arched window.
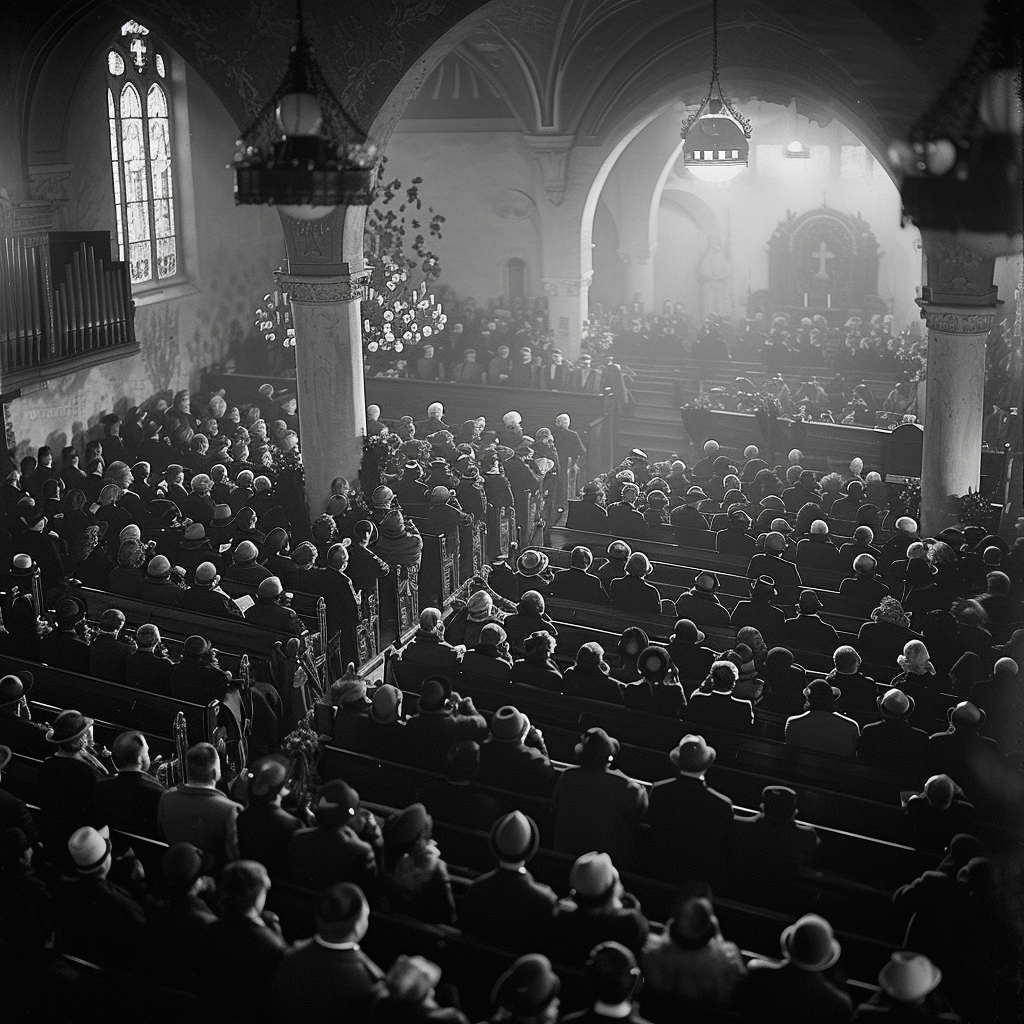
[506,258,527,301]
[106,20,177,285]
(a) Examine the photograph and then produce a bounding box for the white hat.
[68,824,111,874]
[878,952,942,1002]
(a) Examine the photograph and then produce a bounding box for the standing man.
[572,352,603,394]
[553,413,586,507]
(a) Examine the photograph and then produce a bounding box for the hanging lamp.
[232,0,378,219]
[680,0,752,183]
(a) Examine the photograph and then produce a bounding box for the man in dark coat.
[125,624,175,694]
[346,521,391,598]
[839,553,890,610]
[272,883,385,1024]
[547,545,610,604]
[292,542,361,672]
[858,689,930,771]
[927,702,1002,801]
[647,735,733,884]
[236,756,303,877]
[460,811,557,953]
[140,554,186,606]
[733,785,820,880]
[730,575,787,647]
[92,730,166,839]
[827,646,879,717]
[169,636,233,704]
[478,706,556,798]
[782,590,841,652]
[38,597,92,675]
[425,486,473,537]
[746,532,804,601]
[687,661,755,732]
[392,462,430,509]
[244,576,306,636]
[88,608,138,685]
[403,676,489,770]
[0,672,51,760]
[286,780,379,892]
[567,481,609,532]
[180,561,245,619]
[395,607,464,685]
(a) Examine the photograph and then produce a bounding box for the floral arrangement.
[949,488,994,529]
[892,481,922,522]
[581,316,615,356]
[254,288,296,350]
[281,708,323,806]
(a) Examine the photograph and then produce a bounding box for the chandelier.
[232,0,379,220]
[680,0,752,183]
[888,0,1022,257]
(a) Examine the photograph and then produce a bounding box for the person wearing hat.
[379,803,456,926]
[785,679,860,758]
[137,551,186,606]
[839,524,882,563]
[901,774,976,857]
[397,607,466,686]
[673,570,731,628]
[37,595,91,674]
[479,705,555,798]
[853,951,958,1022]
[688,660,755,732]
[571,351,602,394]
[594,539,632,592]
[621,645,685,718]
[405,675,489,770]
[490,549,552,604]
[174,521,216,577]
[372,954,467,1023]
[734,785,821,882]
[509,630,564,693]
[824,645,878,717]
[553,728,647,871]
[124,623,175,694]
[58,824,149,970]
[642,893,747,1014]
[647,733,732,883]
[502,441,545,548]
[168,634,231,704]
[87,606,138,685]
[344,519,391,598]
[746,531,804,602]
[795,519,845,573]
[445,588,506,650]
[609,551,663,617]
[665,619,717,692]
[857,596,921,669]
[235,755,303,877]
[839,552,891,612]
[392,460,430,508]
[461,622,515,685]
[374,509,424,572]
[888,639,945,723]
[425,484,473,538]
[782,589,841,652]
[567,478,610,531]
[927,703,1002,803]
[729,575,786,647]
[347,683,407,762]
[180,560,245,619]
[272,882,385,1024]
[222,534,272,587]
[92,729,166,840]
[0,744,40,845]
[503,590,558,656]
[669,486,711,530]
[969,657,1022,750]
[899,556,945,622]
[861,682,930,773]
[550,856,650,968]
[0,670,51,761]
[488,953,561,1024]
[735,914,852,1021]
[37,709,108,866]
[604,482,646,540]
[562,641,623,704]
[244,575,305,636]
[713,505,756,557]
[547,545,610,605]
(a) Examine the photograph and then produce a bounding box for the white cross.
[130,37,147,71]
[812,241,834,281]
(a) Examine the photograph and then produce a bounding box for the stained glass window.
[106,22,178,285]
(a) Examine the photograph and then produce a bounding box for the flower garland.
[281,708,323,807]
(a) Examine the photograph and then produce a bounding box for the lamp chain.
[711,0,719,84]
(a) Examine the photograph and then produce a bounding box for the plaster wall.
[6,47,282,459]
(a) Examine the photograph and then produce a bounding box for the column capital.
[616,247,655,266]
[277,268,371,304]
[916,299,1002,335]
[524,134,574,206]
[542,272,593,297]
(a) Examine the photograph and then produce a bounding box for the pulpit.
[767,206,885,321]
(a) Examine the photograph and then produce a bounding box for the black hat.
[0,672,33,707]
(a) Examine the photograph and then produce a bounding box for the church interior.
[0,1,1022,1022]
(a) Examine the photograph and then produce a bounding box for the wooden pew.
[408,519,459,609]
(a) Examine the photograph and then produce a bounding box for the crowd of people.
[1,378,1022,1023]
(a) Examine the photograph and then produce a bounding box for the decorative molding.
[0,197,54,236]
[28,164,73,203]
[524,135,574,206]
[916,300,1000,335]
[493,189,536,220]
[278,271,371,304]
[542,272,593,297]
[617,248,654,266]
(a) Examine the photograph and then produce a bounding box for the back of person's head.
[853,525,874,544]
[220,860,270,917]
[111,730,146,771]
[316,882,368,940]
[924,774,956,810]
[570,545,594,570]
[584,942,641,1005]
[185,742,219,785]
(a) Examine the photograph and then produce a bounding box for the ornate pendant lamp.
[232,0,379,220]
[681,0,752,183]
[889,0,1022,257]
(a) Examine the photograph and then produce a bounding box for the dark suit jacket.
[180,585,244,619]
[287,824,378,892]
[460,867,558,953]
[674,591,731,628]
[39,630,92,675]
[566,499,609,532]
[729,600,787,646]
[610,574,662,616]
[236,802,304,876]
[0,711,52,760]
[125,648,175,695]
[92,770,166,838]
[606,502,647,539]
[547,566,609,604]
[782,613,840,652]
[686,690,755,731]
[273,941,385,1024]
[89,632,138,684]
[646,775,734,882]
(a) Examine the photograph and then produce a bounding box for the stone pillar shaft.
[543,274,592,360]
[277,269,370,512]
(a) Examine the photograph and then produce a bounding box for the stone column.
[277,263,371,513]
[617,248,656,311]
[917,238,1000,536]
[543,273,592,361]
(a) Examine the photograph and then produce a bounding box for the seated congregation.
[0,383,1022,1024]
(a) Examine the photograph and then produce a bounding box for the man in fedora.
[687,661,756,732]
[853,951,957,1021]
[396,607,465,687]
[92,729,166,839]
[490,549,551,603]
[38,596,91,674]
[0,672,50,759]
[553,728,648,872]
[272,882,385,1024]
[734,785,820,881]
[609,551,662,617]
[902,557,945,621]
[87,607,137,685]
[140,553,186,606]
[547,545,610,605]
[562,941,650,1022]
[404,675,488,770]
[125,624,175,694]
[647,734,733,884]
[859,689,930,771]
[595,540,631,592]
[901,774,976,856]
[460,811,557,953]
[567,480,609,532]
[606,483,646,540]
[244,576,305,636]
[785,679,860,758]
[730,575,786,647]
[666,619,717,691]
[746,531,804,602]
[158,742,241,869]
[169,635,232,704]
[489,953,562,1024]
[287,779,379,892]
[735,914,852,1021]
[479,706,555,797]
[58,824,148,970]
[236,755,303,877]
[927,702,1002,802]
[782,590,841,652]
[674,570,731,628]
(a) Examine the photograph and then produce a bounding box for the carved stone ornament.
[524,135,574,206]
[279,272,370,304]
[493,189,536,220]
[617,248,654,265]
[542,272,593,297]
[920,309,998,335]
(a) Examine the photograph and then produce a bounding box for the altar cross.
[812,240,834,281]
[130,36,147,71]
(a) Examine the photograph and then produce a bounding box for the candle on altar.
[803,293,808,307]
